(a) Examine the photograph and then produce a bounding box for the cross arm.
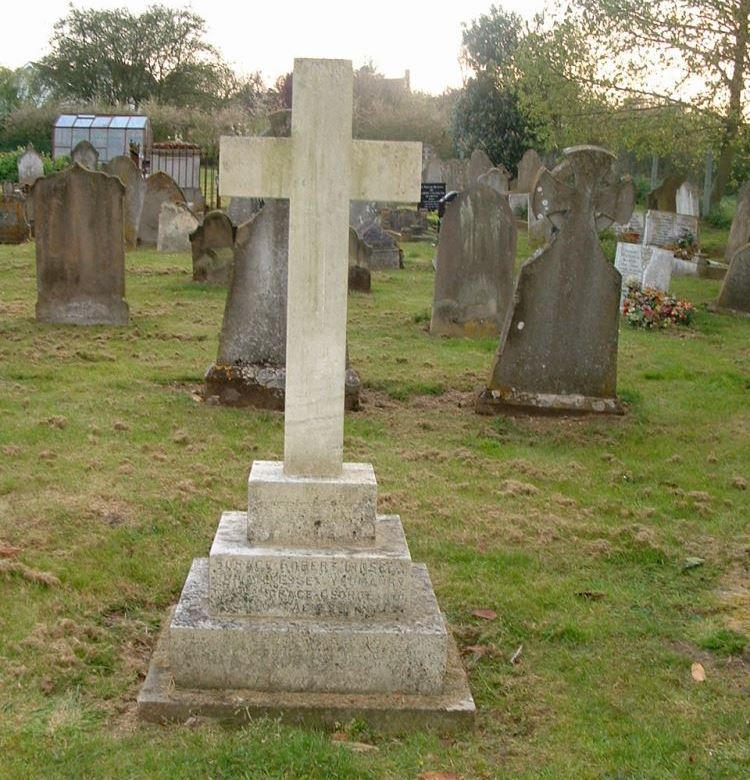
[351,140,422,203]
[219,136,293,199]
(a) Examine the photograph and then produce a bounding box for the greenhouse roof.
[54,114,149,129]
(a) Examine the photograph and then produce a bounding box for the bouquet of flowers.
[622,281,694,329]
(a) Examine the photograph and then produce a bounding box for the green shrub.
[0,147,69,182]
[704,205,732,230]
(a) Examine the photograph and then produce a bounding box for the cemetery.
[1,3,749,778]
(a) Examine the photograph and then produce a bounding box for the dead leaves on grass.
[0,559,60,587]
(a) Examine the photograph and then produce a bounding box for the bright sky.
[4,0,548,94]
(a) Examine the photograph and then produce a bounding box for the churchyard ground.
[0,234,748,778]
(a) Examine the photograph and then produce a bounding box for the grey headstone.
[348,226,372,293]
[614,243,674,304]
[357,222,402,270]
[643,210,699,248]
[32,164,128,325]
[157,201,199,253]
[191,210,236,283]
[716,243,750,314]
[467,149,494,185]
[0,192,29,244]
[676,182,700,217]
[227,196,263,226]
[431,183,517,338]
[477,146,634,415]
[103,156,145,251]
[205,201,360,408]
[443,159,469,192]
[138,172,186,246]
[478,167,510,194]
[725,182,750,262]
[17,144,44,187]
[2,181,15,196]
[422,157,444,184]
[349,201,378,231]
[71,140,99,170]
[515,149,543,193]
[647,174,681,212]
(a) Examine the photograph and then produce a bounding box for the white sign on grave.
[615,242,674,305]
[643,209,698,248]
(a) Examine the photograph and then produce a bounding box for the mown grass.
[0,229,749,779]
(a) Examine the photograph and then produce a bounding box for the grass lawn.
[0,230,748,779]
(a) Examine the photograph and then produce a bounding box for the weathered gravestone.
[716,243,750,315]
[157,201,199,252]
[227,196,262,226]
[103,155,145,251]
[71,139,99,170]
[358,221,403,269]
[476,146,634,415]
[422,156,444,184]
[643,210,699,248]
[33,164,128,325]
[0,192,29,244]
[349,200,378,231]
[431,183,516,338]
[725,182,750,262]
[676,182,700,217]
[138,171,186,246]
[647,174,681,212]
[614,242,674,304]
[18,144,44,187]
[478,166,510,194]
[467,149,493,185]
[348,226,372,293]
[139,58,473,731]
[515,149,543,192]
[191,210,236,283]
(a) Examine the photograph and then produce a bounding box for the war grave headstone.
[725,182,750,262]
[0,191,29,244]
[357,221,403,269]
[715,243,750,315]
[139,58,474,731]
[647,174,681,212]
[431,183,516,338]
[676,182,700,217]
[614,242,674,304]
[71,139,99,170]
[515,149,543,193]
[157,201,199,253]
[18,143,44,187]
[138,171,186,246]
[349,226,372,293]
[191,210,236,283]
[103,155,145,251]
[643,210,699,248]
[33,164,128,325]
[477,146,634,416]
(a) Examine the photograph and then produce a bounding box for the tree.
[35,5,232,109]
[530,0,750,203]
[451,6,537,173]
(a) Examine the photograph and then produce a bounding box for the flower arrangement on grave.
[666,231,698,260]
[622,281,694,329]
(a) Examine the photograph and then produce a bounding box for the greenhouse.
[52,114,152,166]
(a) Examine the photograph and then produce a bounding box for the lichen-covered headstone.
[725,182,750,262]
[71,139,99,170]
[477,146,634,415]
[515,149,543,193]
[103,155,145,251]
[716,243,750,315]
[205,201,361,408]
[0,192,29,244]
[18,144,44,187]
[33,164,128,325]
[647,174,681,212]
[157,201,199,252]
[138,171,186,246]
[191,210,236,283]
[431,183,516,337]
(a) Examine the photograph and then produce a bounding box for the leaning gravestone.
[431,183,516,337]
[515,149,543,192]
[191,210,236,283]
[348,226,372,293]
[614,242,674,304]
[103,156,145,251]
[358,222,402,269]
[477,146,634,415]
[139,58,473,731]
[647,174,681,212]
[676,182,700,217]
[138,171,186,246]
[725,182,750,262]
[157,201,199,252]
[0,192,29,244]
[33,164,128,325]
[643,210,699,248]
[18,144,44,187]
[716,243,750,315]
[71,139,99,170]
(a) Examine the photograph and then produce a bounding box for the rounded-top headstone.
[716,243,750,314]
[71,139,100,170]
[103,155,145,251]
[138,171,186,246]
[18,143,44,187]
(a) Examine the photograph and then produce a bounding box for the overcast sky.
[5,0,548,94]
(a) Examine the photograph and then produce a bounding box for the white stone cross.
[220,59,421,478]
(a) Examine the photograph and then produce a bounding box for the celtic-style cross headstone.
[478,145,635,415]
[220,59,421,477]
